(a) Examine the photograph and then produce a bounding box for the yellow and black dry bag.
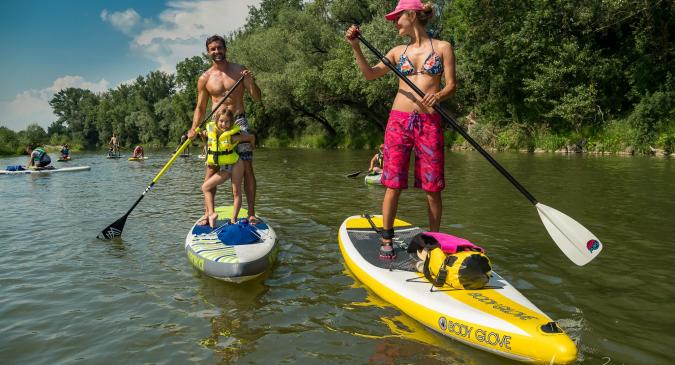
[423,247,492,290]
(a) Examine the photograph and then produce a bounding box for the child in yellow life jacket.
[200,108,255,228]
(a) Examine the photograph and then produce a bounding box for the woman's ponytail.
[417,2,435,26]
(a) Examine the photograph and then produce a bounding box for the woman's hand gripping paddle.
[97,75,245,240]
[352,30,602,266]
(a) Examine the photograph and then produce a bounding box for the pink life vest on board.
[416,232,485,254]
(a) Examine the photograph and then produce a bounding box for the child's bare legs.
[199,166,219,225]
[230,161,244,224]
[202,169,232,228]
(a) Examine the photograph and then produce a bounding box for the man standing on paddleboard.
[188,35,262,226]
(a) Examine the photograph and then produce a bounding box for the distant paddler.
[177,133,190,157]
[369,144,385,174]
[131,145,145,159]
[26,143,52,169]
[108,133,120,157]
[60,144,71,160]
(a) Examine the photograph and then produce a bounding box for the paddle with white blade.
[354,31,603,266]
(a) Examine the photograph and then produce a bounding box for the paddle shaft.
[357,34,538,205]
[103,75,245,236]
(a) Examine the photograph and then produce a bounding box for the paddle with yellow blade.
[353,30,602,266]
[97,75,245,240]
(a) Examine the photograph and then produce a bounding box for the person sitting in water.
[369,144,385,174]
[27,144,52,169]
[199,108,255,228]
[60,144,70,159]
[132,145,145,159]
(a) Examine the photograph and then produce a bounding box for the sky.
[0,0,261,132]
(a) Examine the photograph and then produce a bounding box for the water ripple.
[0,150,672,364]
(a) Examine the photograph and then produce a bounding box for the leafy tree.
[176,56,210,93]
[49,88,100,146]
[2,0,669,154]
[24,123,49,145]
[47,120,67,136]
[0,127,21,155]
[245,0,303,31]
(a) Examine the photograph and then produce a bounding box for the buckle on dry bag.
[423,253,446,289]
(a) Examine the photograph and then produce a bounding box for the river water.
[0,149,672,364]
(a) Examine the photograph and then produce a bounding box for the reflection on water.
[196,275,270,363]
[0,149,673,364]
[331,267,482,365]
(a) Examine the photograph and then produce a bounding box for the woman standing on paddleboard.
[346,0,456,259]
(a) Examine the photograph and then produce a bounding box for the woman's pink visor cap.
[385,0,425,21]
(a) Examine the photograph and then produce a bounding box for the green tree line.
[2,0,673,155]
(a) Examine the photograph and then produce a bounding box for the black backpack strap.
[423,251,446,288]
[423,254,434,283]
[435,260,448,287]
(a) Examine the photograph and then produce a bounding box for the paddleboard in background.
[185,206,278,283]
[57,157,71,162]
[338,215,577,364]
[364,172,382,185]
[178,153,191,158]
[0,166,91,175]
[198,154,206,160]
[128,157,148,161]
[106,155,123,159]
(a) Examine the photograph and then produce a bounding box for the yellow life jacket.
[206,122,240,166]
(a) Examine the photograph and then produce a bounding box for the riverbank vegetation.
[2,0,673,156]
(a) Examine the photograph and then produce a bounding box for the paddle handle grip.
[356,34,538,205]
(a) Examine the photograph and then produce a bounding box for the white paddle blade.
[535,203,602,266]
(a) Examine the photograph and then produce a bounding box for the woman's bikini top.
[396,38,444,76]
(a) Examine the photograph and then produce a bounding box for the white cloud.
[1,1,263,131]
[100,9,142,35]
[46,76,109,94]
[107,0,262,72]
[0,76,109,131]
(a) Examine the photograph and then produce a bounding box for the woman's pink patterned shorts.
[381,110,445,192]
